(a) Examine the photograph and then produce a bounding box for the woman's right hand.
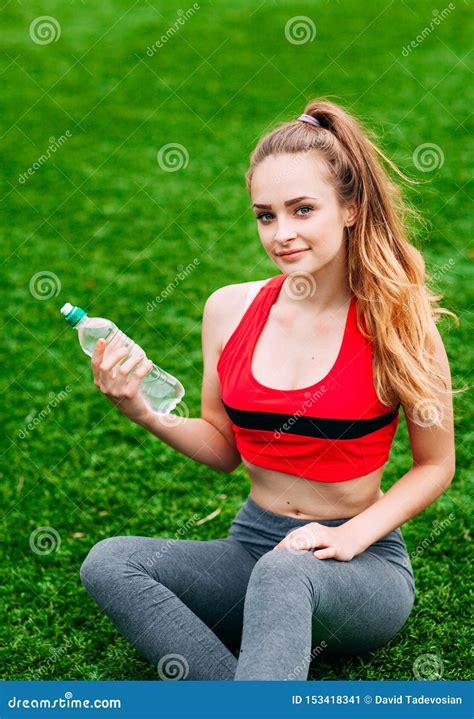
[91,335,154,425]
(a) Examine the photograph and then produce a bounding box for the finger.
[125,359,153,387]
[115,349,147,376]
[99,329,123,356]
[112,351,146,381]
[313,547,336,559]
[102,333,126,363]
[274,537,294,550]
[274,539,293,549]
[101,331,127,371]
[94,338,107,352]
[100,345,130,372]
[283,526,320,551]
[276,537,311,551]
[92,338,107,365]
[91,340,107,383]
[109,333,127,352]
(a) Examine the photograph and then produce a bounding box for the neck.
[281,260,352,314]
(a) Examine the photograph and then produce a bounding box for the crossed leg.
[234,547,415,680]
[80,535,256,680]
[80,535,414,681]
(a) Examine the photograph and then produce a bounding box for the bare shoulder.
[204,279,269,352]
[205,281,250,309]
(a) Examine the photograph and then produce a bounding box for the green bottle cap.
[60,302,87,327]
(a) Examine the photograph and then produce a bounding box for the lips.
[277,248,310,257]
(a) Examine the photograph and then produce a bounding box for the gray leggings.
[80,494,416,680]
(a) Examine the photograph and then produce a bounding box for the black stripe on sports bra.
[221,401,400,440]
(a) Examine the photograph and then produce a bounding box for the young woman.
[80,98,459,681]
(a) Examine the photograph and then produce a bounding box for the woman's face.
[250,151,356,271]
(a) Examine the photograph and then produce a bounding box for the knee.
[247,549,320,608]
[250,548,311,587]
[79,536,131,590]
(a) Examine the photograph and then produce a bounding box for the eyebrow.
[252,196,318,210]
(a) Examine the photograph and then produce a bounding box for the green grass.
[1,0,472,682]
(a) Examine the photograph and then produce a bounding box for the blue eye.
[256,206,314,223]
[257,213,273,222]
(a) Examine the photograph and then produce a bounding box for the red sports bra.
[216,274,401,482]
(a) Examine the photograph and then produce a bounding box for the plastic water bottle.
[60,302,185,415]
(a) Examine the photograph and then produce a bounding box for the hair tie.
[298,113,321,127]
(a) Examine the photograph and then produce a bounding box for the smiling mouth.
[277,248,310,258]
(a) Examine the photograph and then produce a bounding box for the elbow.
[444,454,456,486]
[445,466,456,486]
[222,461,242,474]
[438,462,456,489]
[221,465,238,474]
[413,456,456,488]
[221,454,242,474]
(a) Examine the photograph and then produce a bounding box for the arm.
[135,415,239,474]
[135,287,242,474]
[343,319,456,555]
[275,319,457,559]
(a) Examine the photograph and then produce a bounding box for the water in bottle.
[60,302,185,415]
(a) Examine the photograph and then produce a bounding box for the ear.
[345,203,358,227]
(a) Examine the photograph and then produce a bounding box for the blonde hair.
[246,97,466,414]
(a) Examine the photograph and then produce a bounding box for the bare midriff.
[244,458,385,520]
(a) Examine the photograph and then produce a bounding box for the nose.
[273,218,297,243]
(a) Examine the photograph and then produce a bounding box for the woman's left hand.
[273,522,361,562]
